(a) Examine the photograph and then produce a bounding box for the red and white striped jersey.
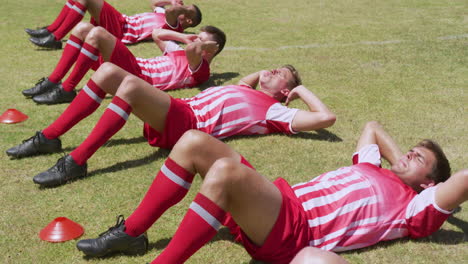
[281,144,452,252]
[121,7,183,44]
[136,42,210,90]
[182,85,299,139]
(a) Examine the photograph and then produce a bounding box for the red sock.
[125,158,195,237]
[42,79,106,140]
[46,0,74,32]
[52,1,86,40]
[70,96,132,165]
[151,193,227,264]
[48,34,83,83]
[62,43,99,92]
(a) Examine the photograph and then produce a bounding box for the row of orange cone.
[3,110,83,242]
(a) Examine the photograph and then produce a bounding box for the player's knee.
[86,26,107,42]
[115,75,142,102]
[96,62,119,78]
[72,22,93,37]
[174,130,212,154]
[204,158,244,187]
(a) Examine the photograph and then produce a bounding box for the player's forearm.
[151,0,172,9]
[238,72,260,88]
[153,29,187,43]
[295,86,334,116]
[357,121,402,165]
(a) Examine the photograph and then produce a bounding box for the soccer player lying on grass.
[26,0,200,49]
[22,24,224,105]
[7,63,336,187]
[75,123,467,263]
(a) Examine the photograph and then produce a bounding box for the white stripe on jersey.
[189,202,222,230]
[66,2,73,8]
[123,33,139,39]
[83,85,103,104]
[124,22,158,30]
[294,173,363,198]
[292,167,352,190]
[66,39,81,49]
[307,195,378,227]
[302,181,371,211]
[137,61,172,70]
[124,13,157,22]
[161,164,192,189]
[189,89,241,108]
[140,69,174,78]
[196,102,249,129]
[310,216,379,247]
[191,92,244,116]
[212,116,252,135]
[108,103,129,120]
[152,78,191,88]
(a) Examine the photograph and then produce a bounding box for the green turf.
[0,0,466,263]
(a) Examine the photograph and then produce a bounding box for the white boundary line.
[225,34,468,51]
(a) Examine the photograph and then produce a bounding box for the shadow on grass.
[87,148,169,178]
[224,128,342,144]
[61,136,148,152]
[198,72,240,90]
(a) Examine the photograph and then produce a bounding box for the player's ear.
[420,181,435,190]
[280,89,290,97]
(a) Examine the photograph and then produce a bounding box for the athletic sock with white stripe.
[151,193,227,264]
[62,42,99,92]
[69,96,132,165]
[42,79,106,140]
[46,0,74,32]
[124,158,195,237]
[48,34,83,83]
[52,1,86,40]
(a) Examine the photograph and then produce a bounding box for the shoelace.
[21,131,42,150]
[34,77,46,86]
[55,155,68,173]
[98,215,125,237]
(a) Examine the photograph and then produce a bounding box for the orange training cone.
[0,109,28,124]
[39,217,84,242]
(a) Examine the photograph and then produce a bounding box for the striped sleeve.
[405,186,452,238]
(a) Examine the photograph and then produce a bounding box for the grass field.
[0,0,467,263]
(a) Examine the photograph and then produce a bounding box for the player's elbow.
[323,112,336,128]
[185,42,201,56]
[453,169,468,192]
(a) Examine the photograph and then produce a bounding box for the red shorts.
[143,97,198,149]
[109,40,150,82]
[227,178,310,264]
[90,40,150,83]
[90,1,126,39]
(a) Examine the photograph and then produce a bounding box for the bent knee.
[114,75,145,101]
[86,26,108,41]
[203,158,244,186]
[72,22,94,37]
[174,130,212,153]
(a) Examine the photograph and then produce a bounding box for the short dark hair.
[200,25,226,56]
[416,139,451,183]
[282,64,302,89]
[192,5,202,27]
